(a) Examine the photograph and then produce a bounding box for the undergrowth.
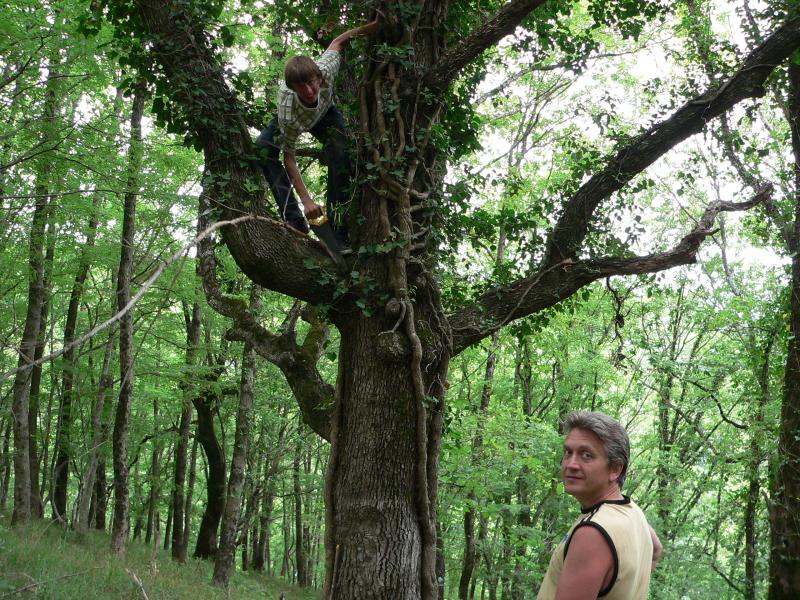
[0,514,320,600]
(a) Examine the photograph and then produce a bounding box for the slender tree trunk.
[184,435,198,551]
[10,46,67,526]
[10,167,49,526]
[743,335,773,600]
[75,326,117,536]
[172,301,201,561]
[0,418,12,510]
[459,228,505,600]
[192,383,227,559]
[28,218,55,521]
[110,85,146,555]
[53,207,100,523]
[145,392,161,545]
[93,461,108,530]
[213,296,259,586]
[257,480,276,575]
[163,500,173,551]
[293,430,308,586]
[769,63,800,600]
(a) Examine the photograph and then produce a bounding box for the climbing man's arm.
[284,153,322,220]
[327,19,379,53]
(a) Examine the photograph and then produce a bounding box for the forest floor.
[0,514,320,599]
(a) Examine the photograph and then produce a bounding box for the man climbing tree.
[256,19,378,248]
[88,1,800,597]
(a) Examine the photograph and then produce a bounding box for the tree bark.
[0,417,12,510]
[769,62,800,599]
[213,291,259,586]
[110,84,146,554]
[93,460,108,530]
[184,435,198,551]
[10,164,49,526]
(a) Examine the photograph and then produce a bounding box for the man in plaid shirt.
[256,20,378,242]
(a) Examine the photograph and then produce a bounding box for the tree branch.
[542,15,800,266]
[423,0,550,90]
[449,184,772,355]
[197,191,333,440]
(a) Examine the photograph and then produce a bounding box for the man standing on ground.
[538,410,662,600]
[256,19,378,244]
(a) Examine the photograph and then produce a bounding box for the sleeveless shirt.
[537,497,652,599]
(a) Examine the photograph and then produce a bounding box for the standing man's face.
[561,428,622,507]
[292,77,322,107]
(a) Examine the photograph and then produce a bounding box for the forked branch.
[449,184,773,355]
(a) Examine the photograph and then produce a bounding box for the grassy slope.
[0,515,320,600]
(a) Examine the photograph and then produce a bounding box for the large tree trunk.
[110,85,146,554]
[324,307,450,599]
[769,62,800,599]
[213,297,258,586]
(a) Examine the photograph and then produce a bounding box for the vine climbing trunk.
[324,310,450,599]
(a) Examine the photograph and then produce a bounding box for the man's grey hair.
[563,410,630,489]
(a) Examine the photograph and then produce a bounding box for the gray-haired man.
[537,411,662,600]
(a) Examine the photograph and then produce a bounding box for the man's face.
[292,76,322,107]
[561,428,622,507]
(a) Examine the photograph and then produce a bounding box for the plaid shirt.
[276,49,342,153]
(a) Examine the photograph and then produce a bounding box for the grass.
[0,514,321,600]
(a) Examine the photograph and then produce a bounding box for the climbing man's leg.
[310,105,351,244]
[255,118,309,233]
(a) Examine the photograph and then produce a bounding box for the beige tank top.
[537,497,652,600]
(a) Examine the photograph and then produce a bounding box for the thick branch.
[423,0,549,89]
[543,15,800,265]
[134,0,341,304]
[449,185,772,355]
[197,194,332,440]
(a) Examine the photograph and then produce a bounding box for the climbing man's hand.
[304,201,323,221]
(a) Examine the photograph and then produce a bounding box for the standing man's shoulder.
[557,524,616,600]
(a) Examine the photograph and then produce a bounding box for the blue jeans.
[255,105,350,242]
